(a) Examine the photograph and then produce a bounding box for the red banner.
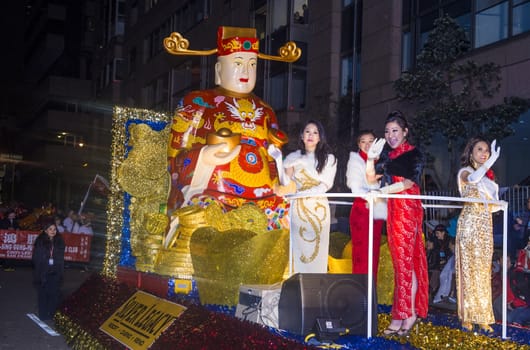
[0,230,92,262]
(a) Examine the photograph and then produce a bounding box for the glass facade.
[252,0,309,113]
[401,0,530,70]
[513,0,530,35]
[475,1,508,47]
[339,1,362,134]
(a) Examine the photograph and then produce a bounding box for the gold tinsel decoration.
[378,313,530,350]
[102,106,171,277]
[377,236,395,305]
[54,312,107,350]
[189,204,289,306]
[191,227,289,306]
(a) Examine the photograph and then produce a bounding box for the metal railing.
[287,191,511,339]
[423,185,530,229]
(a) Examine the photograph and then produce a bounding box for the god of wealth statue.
[164,26,300,217]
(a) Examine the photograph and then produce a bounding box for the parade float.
[53,26,530,349]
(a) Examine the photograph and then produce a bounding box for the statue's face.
[215,51,257,94]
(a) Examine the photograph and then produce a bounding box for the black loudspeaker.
[278,273,377,336]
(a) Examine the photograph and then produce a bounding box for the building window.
[113,58,124,81]
[474,1,508,48]
[513,0,530,35]
[145,0,159,12]
[128,47,136,75]
[402,0,530,70]
[401,31,413,71]
[271,0,288,32]
[444,0,472,39]
[270,73,287,111]
[142,83,155,108]
[292,0,308,25]
[340,56,352,97]
[291,69,306,110]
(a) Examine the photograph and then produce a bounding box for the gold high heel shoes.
[461,322,473,331]
[479,324,494,333]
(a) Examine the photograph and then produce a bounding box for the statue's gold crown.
[163,26,301,63]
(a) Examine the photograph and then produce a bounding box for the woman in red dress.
[346,130,386,280]
[377,111,428,337]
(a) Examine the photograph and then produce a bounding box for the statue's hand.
[202,143,241,166]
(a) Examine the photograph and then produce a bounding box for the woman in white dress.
[282,120,337,273]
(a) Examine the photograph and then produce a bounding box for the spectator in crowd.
[492,251,530,326]
[0,210,20,271]
[427,238,441,299]
[512,239,530,302]
[433,224,452,271]
[294,11,302,23]
[433,237,456,304]
[62,210,76,232]
[455,136,500,333]
[77,215,94,235]
[32,222,65,321]
[0,211,20,230]
[445,208,459,238]
[511,199,530,259]
[54,216,65,233]
[520,198,530,243]
[302,3,309,23]
[64,211,80,233]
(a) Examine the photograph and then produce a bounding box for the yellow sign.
[100,291,187,350]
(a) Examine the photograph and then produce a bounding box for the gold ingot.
[175,205,202,217]
[145,236,164,244]
[206,128,241,153]
[268,128,289,148]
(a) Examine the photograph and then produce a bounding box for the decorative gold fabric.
[190,226,289,306]
[376,237,395,305]
[455,181,495,325]
[102,106,171,276]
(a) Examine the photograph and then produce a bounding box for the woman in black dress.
[32,222,65,320]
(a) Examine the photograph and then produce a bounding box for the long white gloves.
[366,138,386,188]
[468,140,501,183]
[376,181,405,194]
[367,138,386,160]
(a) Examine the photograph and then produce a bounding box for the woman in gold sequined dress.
[455,136,501,333]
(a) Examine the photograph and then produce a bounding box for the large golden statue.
[165,27,299,218]
[151,27,301,305]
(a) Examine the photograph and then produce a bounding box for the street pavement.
[0,261,92,349]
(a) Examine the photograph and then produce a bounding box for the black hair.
[297,119,335,173]
[354,130,376,150]
[460,135,491,168]
[42,222,56,231]
[384,110,412,142]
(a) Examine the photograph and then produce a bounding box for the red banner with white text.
[0,230,91,262]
